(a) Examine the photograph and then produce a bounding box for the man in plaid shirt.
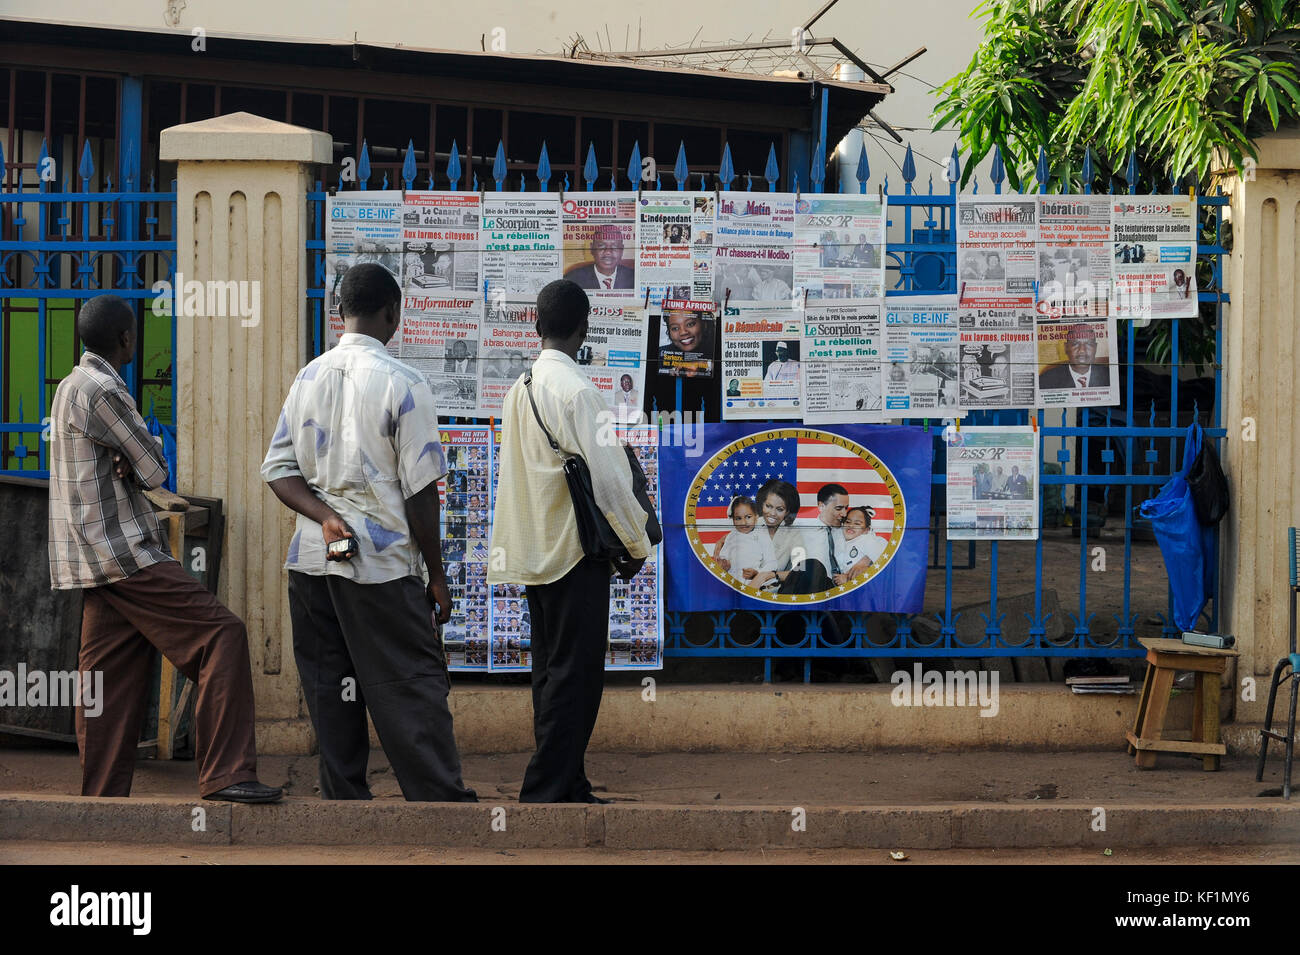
[48,294,280,803]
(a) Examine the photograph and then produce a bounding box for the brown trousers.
[76,559,258,797]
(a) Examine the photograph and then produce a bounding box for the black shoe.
[583,794,611,804]
[204,781,284,804]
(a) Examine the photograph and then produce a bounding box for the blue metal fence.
[306,133,1226,679]
[0,138,177,479]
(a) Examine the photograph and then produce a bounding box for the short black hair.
[77,294,135,356]
[728,495,757,518]
[536,279,589,340]
[339,263,400,320]
[817,483,849,504]
[756,479,800,525]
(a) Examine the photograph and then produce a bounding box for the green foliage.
[934,0,1300,188]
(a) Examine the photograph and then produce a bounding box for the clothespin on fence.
[923,418,930,433]
[955,418,961,432]
[489,416,495,434]
[959,281,966,304]
[644,288,651,309]
[724,288,732,312]
[1030,413,1037,433]
[1032,280,1039,301]
[802,287,809,310]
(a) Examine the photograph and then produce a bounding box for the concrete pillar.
[1220,128,1300,723]
[160,112,331,753]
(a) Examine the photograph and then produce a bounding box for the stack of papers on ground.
[1066,675,1135,695]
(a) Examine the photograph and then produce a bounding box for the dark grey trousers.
[287,571,476,802]
[520,556,612,803]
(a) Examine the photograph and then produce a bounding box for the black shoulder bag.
[522,373,662,580]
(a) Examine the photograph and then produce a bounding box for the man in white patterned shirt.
[490,279,652,803]
[262,264,474,802]
[48,294,277,803]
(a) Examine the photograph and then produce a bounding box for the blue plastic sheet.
[144,415,178,493]
[1137,423,1213,631]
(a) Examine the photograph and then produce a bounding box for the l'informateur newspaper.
[720,303,803,420]
[799,300,884,424]
[396,293,482,416]
[946,425,1039,540]
[882,299,961,417]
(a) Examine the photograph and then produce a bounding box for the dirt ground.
[1,746,1287,805]
[1,842,1292,865]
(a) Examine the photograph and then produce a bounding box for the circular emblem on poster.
[684,428,907,604]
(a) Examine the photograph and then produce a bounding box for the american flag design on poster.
[686,428,908,604]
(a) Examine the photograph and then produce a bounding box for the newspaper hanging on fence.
[487,424,663,671]
[958,299,1037,409]
[482,194,562,300]
[476,299,542,417]
[799,300,884,424]
[636,191,714,304]
[401,191,482,295]
[882,299,961,417]
[1036,194,1111,317]
[1035,314,1120,408]
[395,293,482,415]
[957,195,1038,300]
[576,303,651,421]
[946,425,1039,540]
[712,192,795,304]
[793,194,887,300]
[719,303,803,420]
[1110,194,1198,319]
[648,299,717,378]
[324,191,404,348]
[439,427,492,671]
[561,192,639,303]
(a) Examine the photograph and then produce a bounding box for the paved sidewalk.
[0,746,1291,804]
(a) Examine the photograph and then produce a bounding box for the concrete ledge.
[447,683,1198,754]
[4,796,1297,850]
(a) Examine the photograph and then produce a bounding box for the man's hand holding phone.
[322,512,358,561]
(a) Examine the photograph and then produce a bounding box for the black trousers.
[287,571,476,802]
[520,557,612,803]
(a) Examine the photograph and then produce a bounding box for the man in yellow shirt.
[489,280,652,803]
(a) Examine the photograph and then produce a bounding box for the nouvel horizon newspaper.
[958,195,1038,300]
[946,425,1039,540]
[799,300,884,424]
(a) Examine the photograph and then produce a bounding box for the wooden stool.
[1126,637,1238,771]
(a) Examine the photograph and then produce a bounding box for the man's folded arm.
[570,389,652,559]
[86,388,169,489]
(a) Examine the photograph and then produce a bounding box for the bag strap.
[523,373,568,462]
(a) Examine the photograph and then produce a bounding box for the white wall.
[0,0,992,186]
